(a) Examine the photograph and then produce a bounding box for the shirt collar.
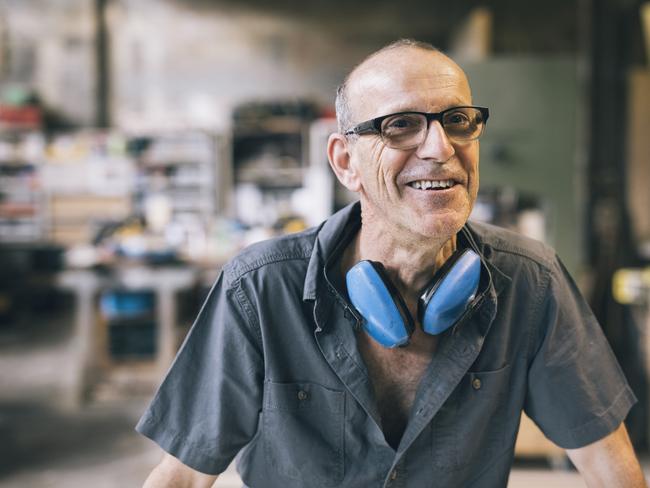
[303,201,360,301]
[302,201,512,301]
[463,220,512,296]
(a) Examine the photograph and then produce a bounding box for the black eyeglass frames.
[344,106,489,150]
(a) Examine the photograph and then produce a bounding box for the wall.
[464,58,584,274]
[109,0,372,131]
[0,0,96,125]
[0,0,587,272]
[1,0,581,130]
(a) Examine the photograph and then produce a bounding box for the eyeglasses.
[344,106,489,150]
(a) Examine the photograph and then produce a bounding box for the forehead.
[347,48,472,121]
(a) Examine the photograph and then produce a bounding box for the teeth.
[410,179,454,190]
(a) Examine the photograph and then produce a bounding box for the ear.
[327,133,361,192]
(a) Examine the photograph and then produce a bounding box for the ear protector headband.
[345,248,481,348]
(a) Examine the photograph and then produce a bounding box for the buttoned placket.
[313,287,383,431]
[383,457,411,488]
[313,269,498,487]
[313,283,401,486]
[382,296,496,487]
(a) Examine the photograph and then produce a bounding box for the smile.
[407,179,456,190]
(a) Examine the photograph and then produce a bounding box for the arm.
[143,453,218,488]
[566,423,647,488]
[137,272,263,487]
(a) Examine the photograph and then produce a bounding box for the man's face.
[345,48,480,242]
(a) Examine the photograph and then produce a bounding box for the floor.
[0,304,646,488]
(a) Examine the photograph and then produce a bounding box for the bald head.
[335,40,470,133]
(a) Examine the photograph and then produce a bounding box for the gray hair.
[335,39,441,134]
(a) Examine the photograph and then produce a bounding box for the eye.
[387,117,415,128]
[381,114,423,135]
[442,108,485,140]
[444,110,471,126]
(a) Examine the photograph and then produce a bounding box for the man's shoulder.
[468,220,556,271]
[222,226,320,285]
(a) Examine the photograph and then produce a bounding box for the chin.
[402,212,467,243]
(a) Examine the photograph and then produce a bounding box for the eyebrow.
[374,101,470,118]
[380,95,470,114]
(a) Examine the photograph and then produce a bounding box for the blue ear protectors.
[418,249,481,335]
[346,249,481,348]
[345,260,415,348]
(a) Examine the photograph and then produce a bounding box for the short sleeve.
[136,272,264,474]
[524,255,636,449]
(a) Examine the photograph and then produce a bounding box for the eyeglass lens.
[380,107,485,149]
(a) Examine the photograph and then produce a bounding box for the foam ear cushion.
[346,261,414,348]
[418,249,481,335]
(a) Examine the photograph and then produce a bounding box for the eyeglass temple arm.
[345,119,379,136]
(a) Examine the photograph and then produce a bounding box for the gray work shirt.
[136,202,636,487]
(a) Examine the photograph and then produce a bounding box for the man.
[138,40,647,487]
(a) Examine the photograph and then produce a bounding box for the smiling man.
[138,40,646,487]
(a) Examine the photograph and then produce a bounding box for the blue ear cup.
[418,249,481,335]
[346,261,414,348]
[346,249,481,348]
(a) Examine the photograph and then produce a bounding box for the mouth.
[407,179,458,190]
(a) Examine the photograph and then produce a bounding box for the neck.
[342,213,459,303]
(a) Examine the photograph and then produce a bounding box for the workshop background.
[0,0,649,487]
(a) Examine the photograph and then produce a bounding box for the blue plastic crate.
[100,290,155,319]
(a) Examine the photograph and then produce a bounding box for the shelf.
[234,127,304,138]
[0,162,38,171]
[0,131,46,243]
[0,203,39,217]
[133,132,219,227]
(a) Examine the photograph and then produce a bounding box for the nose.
[415,120,455,162]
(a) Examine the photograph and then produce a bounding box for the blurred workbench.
[57,264,220,407]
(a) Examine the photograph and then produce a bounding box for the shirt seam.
[488,245,554,274]
[222,226,318,280]
[468,221,555,271]
[138,417,231,474]
[526,263,552,362]
[225,252,313,284]
[230,281,264,366]
[568,384,636,443]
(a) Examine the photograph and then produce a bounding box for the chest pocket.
[263,381,345,486]
[431,364,512,471]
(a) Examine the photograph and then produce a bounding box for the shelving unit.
[43,131,135,246]
[133,131,222,225]
[136,132,216,210]
[231,101,319,228]
[0,131,47,242]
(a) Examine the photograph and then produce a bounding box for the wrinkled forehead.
[347,48,472,122]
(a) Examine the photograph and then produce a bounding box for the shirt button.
[389,470,398,480]
[472,378,482,390]
[297,390,309,401]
